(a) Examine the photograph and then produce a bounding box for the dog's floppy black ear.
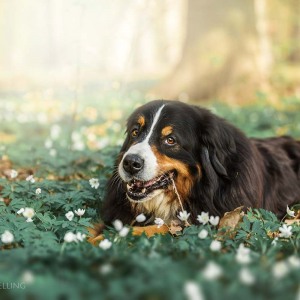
[201,147,227,178]
[192,105,237,178]
[210,149,228,177]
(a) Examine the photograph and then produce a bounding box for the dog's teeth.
[142,188,146,193]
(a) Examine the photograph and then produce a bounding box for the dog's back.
[252,136,300,216]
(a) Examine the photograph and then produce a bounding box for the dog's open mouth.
[126,171,175,201]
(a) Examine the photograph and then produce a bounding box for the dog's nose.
[123,154,144,175]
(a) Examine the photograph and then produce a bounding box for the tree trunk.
[153,0,271,103]
[288,0,300,62]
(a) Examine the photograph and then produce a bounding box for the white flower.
[236,243,252,264]
[50,124,61,140]
[286,206,295,217]
[1,230,14,244]
[21,271,34,284]
[210,240,222,252]
[198,229,208,239]
[89,178,99,189]
[271,237,278,246]
[99,263,113,275]
[239,268,255,285]
[23,208,35,221]
[64,232,77,243]
[17,208,25,215]
[113,219,123,231]
[154,217,164,228]
[287,255,300,268]
[65,211,74,221]
[10,169,18,179]
[197,212,209,225]
[73,141,85,151]
[99,239,112,250]
[76,232,86,242]
[44,139,53,149]
[278,224,292,238]
[26,175,35,183]
[136,213,146,223]
[202,261,223,280]
[272,261,289,279]
[35,188,42,195]
[177,210,190,222]
[209,216,220,226]
[49,149,57,157]
[74,209,85,217]
[184,281,205,300]
[119,227,130,237]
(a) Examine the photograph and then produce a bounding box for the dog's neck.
[131,192,180,224]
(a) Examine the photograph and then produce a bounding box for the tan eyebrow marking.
[137,115,145,127]
[161,126,173,136]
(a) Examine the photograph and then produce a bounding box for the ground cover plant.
[0,94,300,300]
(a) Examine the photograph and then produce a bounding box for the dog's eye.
[131,128,139,138]
[165,137,176,145]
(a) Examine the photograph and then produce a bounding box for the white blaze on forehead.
[119,105,165,181]
[144,104,165,143]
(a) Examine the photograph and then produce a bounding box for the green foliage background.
[0,95,300,300]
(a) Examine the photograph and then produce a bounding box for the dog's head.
[117,100,236,219]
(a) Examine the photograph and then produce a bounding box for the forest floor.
[0,93,300,300]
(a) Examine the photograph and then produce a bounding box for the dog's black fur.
[102,100,300,224]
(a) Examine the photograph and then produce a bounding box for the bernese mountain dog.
[101,100,300,226]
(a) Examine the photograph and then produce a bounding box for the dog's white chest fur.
[133,192,179,223]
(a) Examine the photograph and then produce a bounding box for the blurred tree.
[287,0,300,63]
[154,0,273,103]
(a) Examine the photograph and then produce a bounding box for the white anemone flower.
[76,232,87,242]
[177,210,190,222]
[119,227,130,237]
[278,224,292,238]
[64,232,77,243]
[89,178,100,189]
[184,281,205,300]
[65,211,74,221]
[198,229,208,239]
[99,239,112,250]
[202,261,223,280]
[236,243,252,264]
[136,213,146,223]
[287,255,300,268]
[1,230,14,244]
[74,209,85,217]
[35,188,42,195]
[197,212,209,225]
[210,240,222,252]
[26,175,35,183]
[113,219,123,231]
[17,208,25,215]
[286,206,295,217]
[209,216,220,226]
[239,268,255,285]
[10,170,18,179]
[272,261,289,279]
[154,218,164,228]
[23,208,35,222]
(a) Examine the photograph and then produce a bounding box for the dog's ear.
[201,147,227,179]
[210,149,228,177]
[193,106,237,178]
